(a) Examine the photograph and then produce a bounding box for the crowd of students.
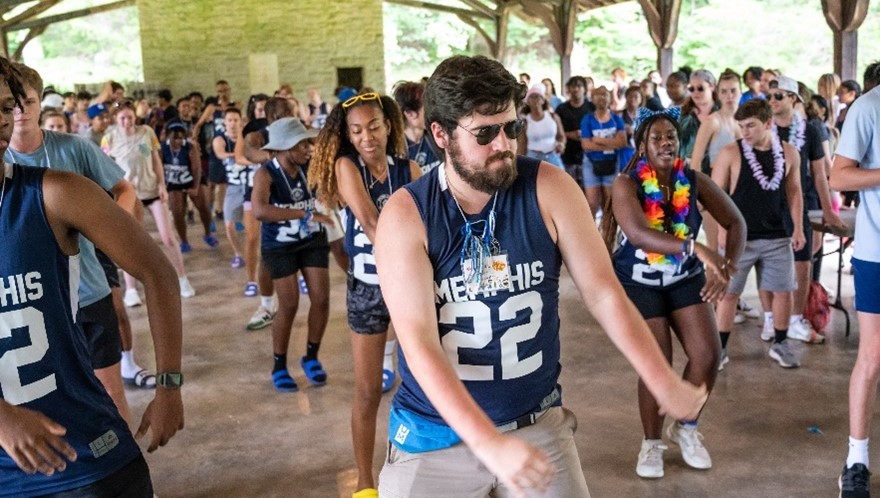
[3,53,880,498]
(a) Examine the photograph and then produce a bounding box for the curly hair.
[599,112,682,251]
[308,94,406,206]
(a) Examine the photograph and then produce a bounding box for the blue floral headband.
[634,106,681,131]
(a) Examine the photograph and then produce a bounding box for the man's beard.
[447,138,517,194]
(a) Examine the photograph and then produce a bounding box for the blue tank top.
[393,157,562,425]
[343,154,413,285]
[406,136,441,174]
[161,140,194,186]
[220,135,249,186]
[612,166,704,288]
[0,165,139,496]
[261,158,322,252]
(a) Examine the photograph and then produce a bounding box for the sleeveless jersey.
[732,139,792,241]
[0,165,139,496]
[343,154,413,285]
[613,167,704,288]
[406,135,441,174]
[261,158,322,252]
[393,157,563,425]
[161,140,194,187]
[220,135,249,186]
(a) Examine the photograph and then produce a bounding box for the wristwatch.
[156,372,184,389]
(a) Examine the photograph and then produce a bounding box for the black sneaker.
[840,463,871,497]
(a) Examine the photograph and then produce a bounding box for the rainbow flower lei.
[636,158,690,269]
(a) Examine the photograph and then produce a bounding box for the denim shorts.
[526,150,564,169]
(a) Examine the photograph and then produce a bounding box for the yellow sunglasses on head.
[341,92,383,109]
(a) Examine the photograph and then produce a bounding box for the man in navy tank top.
[374,54,707,497]
[0,57,184,497]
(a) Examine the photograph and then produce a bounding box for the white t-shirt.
[836,85,880,262]
[101,125,161,200]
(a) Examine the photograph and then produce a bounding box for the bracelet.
[688,238,696,257]
[681,239,689,258]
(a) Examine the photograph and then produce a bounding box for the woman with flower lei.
[600,108,746,480]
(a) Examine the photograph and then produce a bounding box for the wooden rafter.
[11,24,43,60]
[385,0,493,19]
[0,0,61,28]
[7,0,134,31]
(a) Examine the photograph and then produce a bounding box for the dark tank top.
[731,139,792,241]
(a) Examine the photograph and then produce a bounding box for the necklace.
[274,158,305,201]
[358,156,393,211]
[636,158,690,269]
[772,112,805,151]
[442,165,500,288]
[741,135,785,191]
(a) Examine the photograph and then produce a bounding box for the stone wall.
[136,0,385,105]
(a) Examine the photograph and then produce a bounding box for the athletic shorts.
[166,181,194,192]
[261,232,329,280]
[853,258,880,314]
[41,454,153,498]
[77,294,122,370]
[582,156,616,188]
[223,184,245,223]
[208,157,227,184]
[727,238,796,295]
[141,197,159,208]
[94,248,119,288]
[347,274,390,335]
[379,407,590,498]
[622,273,707,320]
[793,212,815,262]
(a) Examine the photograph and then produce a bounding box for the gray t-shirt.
[4,131,125,306]
[837,86,880,262]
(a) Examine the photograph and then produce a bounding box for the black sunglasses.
[458,119,524,145]
[687,85,705,93]
[770,92,791,101]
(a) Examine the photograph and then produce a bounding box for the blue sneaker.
[180,241,192,253]
[244,282,258,297]
[203,234,219,248]
[231,256,245,269]
[298,275,309,295]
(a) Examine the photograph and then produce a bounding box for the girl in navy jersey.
[309,92,421,498]
[162,122,216,253]
[601,109,745,479]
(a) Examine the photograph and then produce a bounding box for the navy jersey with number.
[406,136,441,174]
[344,154,413,285]
[393,157,563,425]
[261,158,321,252]
[161,140,194,187]
[612,167,704,288]
[0,165,139,496]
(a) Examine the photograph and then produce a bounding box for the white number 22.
[439,291,543,381]
[0,307,57,405]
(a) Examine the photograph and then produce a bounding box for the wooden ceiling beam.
[386,0,493,20]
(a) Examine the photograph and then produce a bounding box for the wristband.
[156,372,183,389]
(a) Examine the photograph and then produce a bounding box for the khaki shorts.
[378,407,590,498]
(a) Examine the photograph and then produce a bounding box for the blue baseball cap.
[337,87,357,102]
[87,103,108,120]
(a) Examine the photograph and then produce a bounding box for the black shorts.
[94,248,119,288]
[347,274,390,334]
[167,181,194,192]
[208,157,227,184]
[38,454,152,498]
[77,294,122,370]
[622,273,706,320]
[261,232,330,280]
[141,197,159,208]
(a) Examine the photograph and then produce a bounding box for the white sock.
[790,314,803,323]
[384,340,396,372]
[120,350,141,378]
[764,312,773,322]
[261,295,274,310]
[848,437,869,468]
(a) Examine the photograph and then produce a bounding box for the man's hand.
[792,229,806,251]
[0,403,76,475]
[823,211,848,231]
[471,433,556,498]
[135,388,184,452]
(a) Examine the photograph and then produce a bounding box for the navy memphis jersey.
[161,140,194,186]
[0,165,139,496]
[344,154,413,285]
[393,157,563,425]
[261,158,322,252]
[612,167,704,288]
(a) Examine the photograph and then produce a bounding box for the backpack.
[804,281,831,333]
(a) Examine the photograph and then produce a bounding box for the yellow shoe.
[352,488,378,498]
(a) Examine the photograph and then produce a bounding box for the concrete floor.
[121,224,868,498]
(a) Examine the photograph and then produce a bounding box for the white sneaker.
[761,318,775,342]
[246,306,275,331]
[636,439,667,478]
[733,313,746,324]
[123,288,142,308]
[737,299,761,319]
[787,318,824,344]
[666,422,712,469]
[179,277,196,298]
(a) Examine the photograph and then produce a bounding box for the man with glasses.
[373,54,706,497]
[766,76,845,344]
